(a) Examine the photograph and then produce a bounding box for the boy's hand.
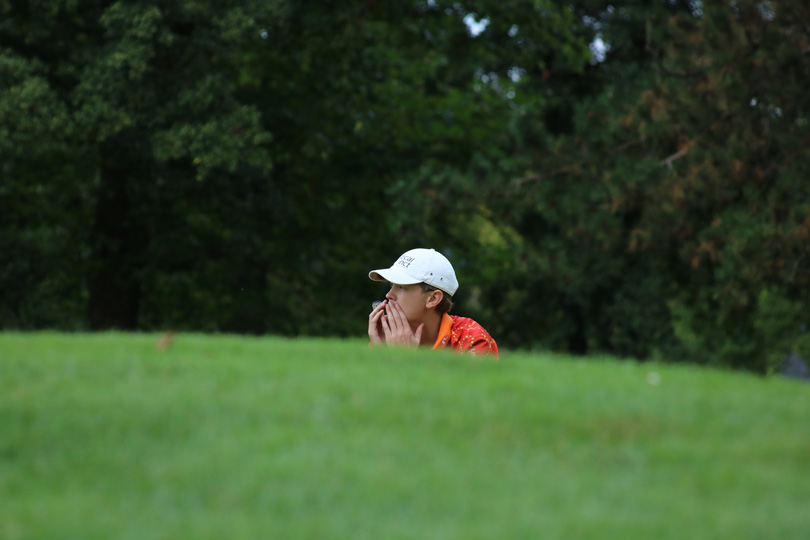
[381,300,423,347]
[368,299,388,345]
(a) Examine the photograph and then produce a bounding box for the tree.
[2,1,278,329]
[1,1,588,336]
[477,0,810,371]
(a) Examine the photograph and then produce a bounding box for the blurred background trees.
[2,0,808,373]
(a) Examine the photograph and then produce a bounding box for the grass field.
[1,332,809,539]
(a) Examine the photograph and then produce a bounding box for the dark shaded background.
[3,0,809,373]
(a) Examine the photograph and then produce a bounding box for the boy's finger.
[381,315,392,337]
[391,303,409,331]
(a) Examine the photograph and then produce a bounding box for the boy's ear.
[425,289,443,309]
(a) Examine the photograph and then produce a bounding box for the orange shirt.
[432,313,499,358]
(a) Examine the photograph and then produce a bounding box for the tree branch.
[659,141,694,169]
[512,138,645,186]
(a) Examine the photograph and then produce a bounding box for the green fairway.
[1,333,808,539]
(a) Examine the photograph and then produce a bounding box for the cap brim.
[369,267,422,285]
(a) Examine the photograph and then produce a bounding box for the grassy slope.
[1,332,808,540]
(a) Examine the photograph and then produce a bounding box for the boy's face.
[385,283,433,323]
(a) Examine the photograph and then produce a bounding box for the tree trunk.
[567,306,588,356]
[86,133,149,330]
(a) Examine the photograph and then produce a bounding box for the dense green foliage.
[2,332,809,539]
[477,1,810,371]
[2,1,809,371]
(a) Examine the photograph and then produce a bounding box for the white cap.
[369,248,459,296]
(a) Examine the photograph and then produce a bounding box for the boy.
[368,248,498,357]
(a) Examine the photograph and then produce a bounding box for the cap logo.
[396,255,415,269]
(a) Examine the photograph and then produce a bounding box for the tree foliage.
[2,0,809,372]
[474,0,810,371]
